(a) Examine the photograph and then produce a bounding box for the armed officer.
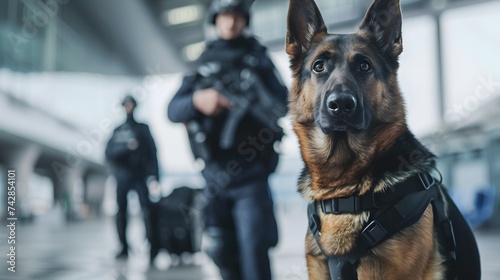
[105,95,160,264]
[167,0,288,279]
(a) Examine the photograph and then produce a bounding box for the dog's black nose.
[326,93,357,115]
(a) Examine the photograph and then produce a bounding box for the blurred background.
[0,0,499,279]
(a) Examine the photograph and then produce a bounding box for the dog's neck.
[297,126,436,201]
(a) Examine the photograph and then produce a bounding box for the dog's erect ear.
[286,0,327,67]
[360,0,403,57]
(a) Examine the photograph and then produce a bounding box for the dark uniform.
[168,36,288,280]
[105,112,159,260]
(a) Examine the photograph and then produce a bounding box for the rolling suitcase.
[152,186,202,255]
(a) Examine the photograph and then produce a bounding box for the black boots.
[115,247,128,259]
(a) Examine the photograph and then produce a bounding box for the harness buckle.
[320,199,335,214]
[361,220,387,246]
[320,198,342,214]
[418,173,436,190]
[338,196,361,213]
[320,196,362,214]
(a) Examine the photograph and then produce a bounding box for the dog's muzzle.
[327,93,357,116]
[318,90,368,133]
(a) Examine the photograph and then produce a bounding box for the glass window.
[399,16,440,136]
[441,2,500,119]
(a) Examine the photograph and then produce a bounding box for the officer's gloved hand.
[147,176,161,202]
[127,138,139,150]
[193,88,232,116]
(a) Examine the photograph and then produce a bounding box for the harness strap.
[430,188,457,257]
[357,189,435,250]
[327,258,358,280]
[307,172,457,280]
[308,203,359,280]
[319,173,436,214]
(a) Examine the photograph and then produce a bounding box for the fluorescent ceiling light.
[162,5,204,26]
[183,42,205,61]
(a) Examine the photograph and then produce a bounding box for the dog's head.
[286,0,406,188]
[287,0,406,133]
[286,0,408,186]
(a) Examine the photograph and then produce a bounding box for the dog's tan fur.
[286,0,447,279]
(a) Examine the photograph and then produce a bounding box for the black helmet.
[121,95,137,107]
[209,0,253,25]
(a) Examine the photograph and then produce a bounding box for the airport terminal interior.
[1,0,500,279]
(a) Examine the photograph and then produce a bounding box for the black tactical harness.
[307,172,457,280]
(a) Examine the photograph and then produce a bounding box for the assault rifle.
[186,54,286,162]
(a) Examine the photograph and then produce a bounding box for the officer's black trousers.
[204,177,278,280]
[115,172,154,252]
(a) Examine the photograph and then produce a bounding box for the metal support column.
[434,12,446,120]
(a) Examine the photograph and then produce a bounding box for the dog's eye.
[360,61,371,72]
[312,60,325,73]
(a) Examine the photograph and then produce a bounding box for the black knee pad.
[203,227,239,268]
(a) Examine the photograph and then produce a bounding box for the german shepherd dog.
[285,0,481,279]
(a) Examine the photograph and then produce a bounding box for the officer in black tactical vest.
[167,0,288,279]
[105,95,160,263]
